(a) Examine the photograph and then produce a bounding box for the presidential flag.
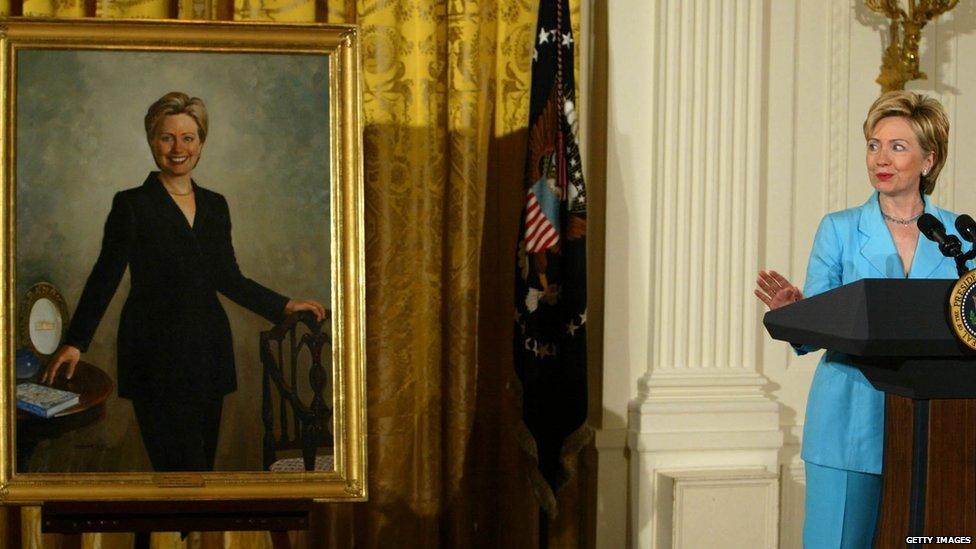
[513,0,590,516]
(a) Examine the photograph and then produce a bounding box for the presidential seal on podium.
[949,269,976,351]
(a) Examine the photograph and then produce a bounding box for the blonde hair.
[144,91,209,144]
[863,90,949,195]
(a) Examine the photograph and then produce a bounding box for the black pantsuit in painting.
[64,171,288,471]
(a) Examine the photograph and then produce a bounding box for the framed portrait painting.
[0,19,365,502]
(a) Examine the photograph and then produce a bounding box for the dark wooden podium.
[765,279,976,548]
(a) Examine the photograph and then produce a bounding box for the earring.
[923,169,929,176]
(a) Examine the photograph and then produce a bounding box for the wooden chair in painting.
[261,311,334,472]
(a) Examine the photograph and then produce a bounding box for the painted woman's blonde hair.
[144,91,209,144]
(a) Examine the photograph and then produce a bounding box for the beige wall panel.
[670,471,778,549]
[602,0,654,434]
[762,0,826,434]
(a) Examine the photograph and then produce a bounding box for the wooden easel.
[35,500,312,549]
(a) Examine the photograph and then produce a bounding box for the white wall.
[594,1,976,547]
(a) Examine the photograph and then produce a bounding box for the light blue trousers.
[804,462,883,548]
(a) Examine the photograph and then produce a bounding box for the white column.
[624,1,782,547]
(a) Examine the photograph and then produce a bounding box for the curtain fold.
[4,0,590,546]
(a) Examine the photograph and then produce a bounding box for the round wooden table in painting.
[16,361,113,472]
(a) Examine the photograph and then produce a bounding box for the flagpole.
[542,3,562,547]
[539,509,549,549]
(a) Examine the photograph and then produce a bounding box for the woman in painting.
[754,91,969,547]
[40,91,325,472]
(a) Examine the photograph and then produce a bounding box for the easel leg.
[270,530,291,549]
[7,507,22,549]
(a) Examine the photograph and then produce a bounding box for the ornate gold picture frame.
[0,19,365,502]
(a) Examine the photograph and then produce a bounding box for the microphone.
[919,213,963,257]
[956,214,976,243]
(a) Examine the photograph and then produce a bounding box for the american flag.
[524,188,560,253]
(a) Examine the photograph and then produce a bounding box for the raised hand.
[754,270,803,310]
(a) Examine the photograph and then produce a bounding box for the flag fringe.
[510,372,594,518]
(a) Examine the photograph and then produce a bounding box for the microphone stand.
[928,237,970,277]
[955,245,976,278]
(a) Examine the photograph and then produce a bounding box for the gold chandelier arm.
[915,0,959,22]
[866,0,907,19]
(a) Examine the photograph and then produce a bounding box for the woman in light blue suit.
[755,91,965,548]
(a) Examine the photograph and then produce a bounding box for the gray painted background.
[15,49,331,471]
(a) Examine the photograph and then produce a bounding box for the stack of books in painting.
[16,382,79,418]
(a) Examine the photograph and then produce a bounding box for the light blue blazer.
[799,191,968,474]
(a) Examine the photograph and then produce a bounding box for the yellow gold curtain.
[1,0,591,546]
